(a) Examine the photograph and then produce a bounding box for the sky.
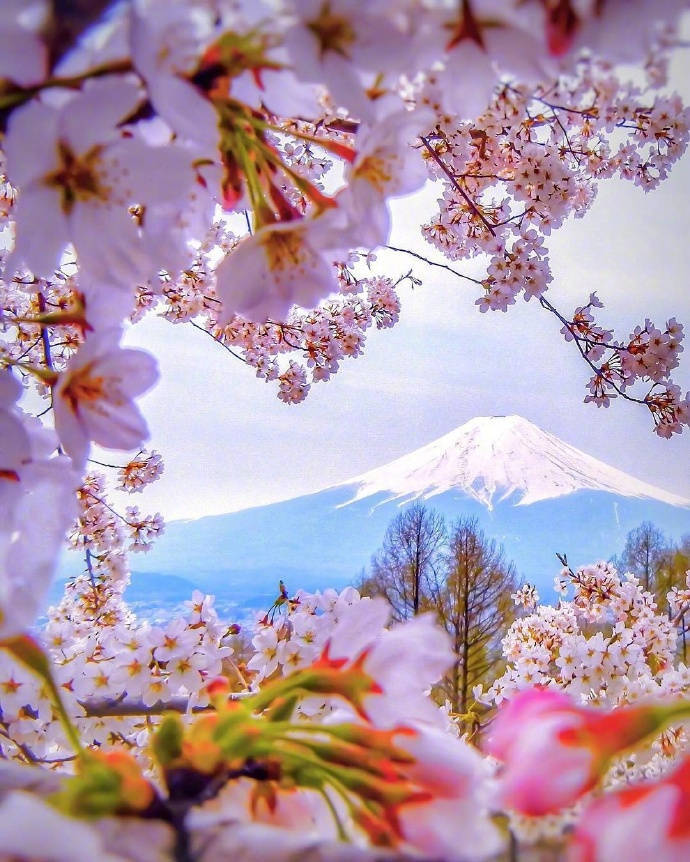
[114,52,690,522]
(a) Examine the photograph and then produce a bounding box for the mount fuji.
[58,416,690,620]
[340,415,688,510]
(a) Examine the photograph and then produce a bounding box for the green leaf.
[152,714,184,767]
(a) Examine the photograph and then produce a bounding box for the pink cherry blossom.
[569,755,690,862]
[486,686,675,815]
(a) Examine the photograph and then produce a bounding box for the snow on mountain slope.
[340,415,689,510]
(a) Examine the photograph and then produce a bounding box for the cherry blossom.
[0,0,49,88]
[4,77,196,287]
[486,686,679,815]
[215,212,346,322]
[337,108,432,249]
[52,329,158,468]
[282,0,414,120]
[129,0,220,152]
[0,791,123,862]
[0,369,77,638]
[0,3,689,857]
[570,755,690,862]
[116,449,164,493]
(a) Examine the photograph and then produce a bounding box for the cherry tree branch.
[80,691,253,718]
[385,245,484,286]
[190,320,247,364]
[384,244,655,414]
[537,295,649,407]
[420,136,497,237]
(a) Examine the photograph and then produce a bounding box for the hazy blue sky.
[117,52,690,522]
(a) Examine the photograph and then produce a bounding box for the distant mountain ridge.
[57,416,689,618]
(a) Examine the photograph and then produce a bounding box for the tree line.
[357,503,518,728]
[357,506,690,728]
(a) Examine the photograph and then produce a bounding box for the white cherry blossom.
[129,0,219,152]
[0,370,78,638]
[337,108,432,249]
[215,212,347,322]
[282,0,414,119]
[4,77,195,286]
[0,791,123,862]
[52,329,158,469]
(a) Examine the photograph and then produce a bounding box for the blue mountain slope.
[126,486,689,599]
[56,416,689,618]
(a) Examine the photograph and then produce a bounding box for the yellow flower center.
[263,229,308,274]
[43,141,110,215]
[60,363,113,416]
[307,2,356,59]
[354,154,393,194]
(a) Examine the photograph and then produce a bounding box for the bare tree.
[655,535,690,660]
[429,517,518,724]
[621,521,666,592]
[359,502,446,621]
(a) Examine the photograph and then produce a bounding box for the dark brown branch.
[420,136,496,237]
[80,692,252,718]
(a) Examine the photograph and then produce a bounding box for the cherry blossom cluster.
[117,449,164,493]
[1,1,690,858]
[0,584,502,861]
[477,560,690,846]
[558,294,688,435]
[69,468,164,576]
[421,58,690,286]
[511,583,540,609]
[146,242,409,403]
[0,0,684,432]
[486,686,690,859]
[0,584,237,766]
[247,584,369,684]
[484,561,682,709]
[2,573,690,859]
[417,54,690,433]
[4,562,690,859]
[668,571,690,619]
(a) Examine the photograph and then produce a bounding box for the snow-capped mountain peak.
[340,415,689,510]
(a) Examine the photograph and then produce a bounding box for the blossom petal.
[5,184,69,277]
[59,77,144,153]
[147,75,219,151]
[4,99,58,187]
[108,138,195,205]
[71,201,149,287]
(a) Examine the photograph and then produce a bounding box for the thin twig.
[385,245,484,286]
[190,321,247,364]
[539,296,647,407]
